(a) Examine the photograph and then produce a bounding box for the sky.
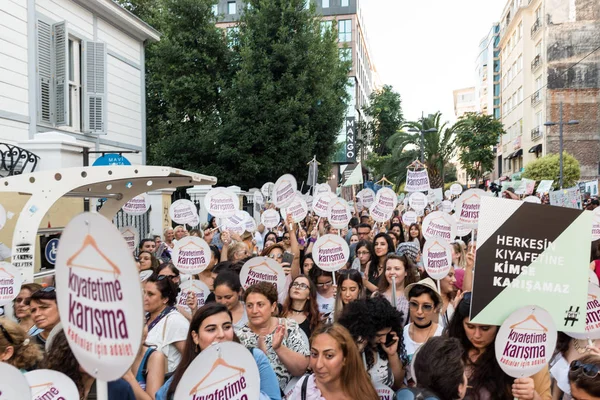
[361,0,507,125]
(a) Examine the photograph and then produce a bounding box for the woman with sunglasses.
[29,286,60,350]
[402,278,444,385]
[281,275,320,338]
[375,254,418,327]
[157,263,181,286]
[332,269,365,322]
[569,355,600,400]
[308,266,336,321]
[446,293,551,400]
[13,282,42,336]
[156,302,281,400]
[144,274,189,374]
[0,319,42,371]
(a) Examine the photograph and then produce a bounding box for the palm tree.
[385,112,456,189]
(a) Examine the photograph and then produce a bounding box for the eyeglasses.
[0,323,14,345]
[268,254,283,260]
[316,281,333,288]
[570,360,600,378]
[409,301,434,312]
[291,282,309,290]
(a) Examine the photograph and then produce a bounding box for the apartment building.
[214,0,376,168]
[497,0,600,180]
[452,87,477,187]
[475,24,501,119]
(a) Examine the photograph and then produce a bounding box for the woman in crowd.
[290,323,379,400]
[227,241,250,262]
[144,274,189,374]
[568,355,600,400]
[43,330,136,399]
[139,251,160,273]
[129,325,165,400]
[157,303,281,400]
[412,336,468,400]
[349,233,359,245]
[264,231,279,249]
[408,223,425,251]
[308,266,336,320]
[439,266,458,329]
[157,263,181,286]
[236,282,310,392]
[365,233,395,294]
[13,282,42,336]
[375,254,418,326]
[163,227,175,254]
[332,269,365,322]
[355,240,376,293]
[281,275,320,338]
[212,271,248,329]
[446,293,551,400]
[389,223,405,248]
[302,253,315,275]
[338,297,406,390]
[0,319,42,371]
[402,278,444,385]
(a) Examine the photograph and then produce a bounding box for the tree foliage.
[361,85,403,156]
[522,152,580,189]
[454,112,504,184]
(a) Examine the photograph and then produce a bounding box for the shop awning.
[512,149,523,158]
[529,144,542,153]
[505,151,516,160]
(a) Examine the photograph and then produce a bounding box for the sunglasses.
[157,274,178,281]
[0,323,14,345]
[409,301,434,312]
[570,360,600,378]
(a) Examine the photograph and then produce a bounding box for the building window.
[517,54,523,72]
[518,21,523,40]
[304,0,310,9]
[341,0,349,6]
[226,26,239,47]
[212,4,218,16]
[322,0,329,8]
[535,75,542,90]
[338,19,351,42]
[535,40,542,56]
[68,37,81,130]
[320,20,332,36]
[517,86,523,103]
[228,1,236,15]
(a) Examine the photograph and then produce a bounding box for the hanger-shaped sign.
[66,235,122,276]
[406,160,427,171]
[0,266,14,279]
[30,382,54,396]
[376,175,394,187]
[189,353,246,395]
[319,237,342,248]
[428,241,446,252]
[249,260,279,275]
[509,313,548,332]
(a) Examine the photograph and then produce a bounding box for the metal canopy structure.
[0,166,217,282]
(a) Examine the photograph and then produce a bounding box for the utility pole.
[544,101,579,189]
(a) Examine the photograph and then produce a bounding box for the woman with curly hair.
[281,275,320,338]
[42,329,135,399]
[338,296,406,390]
[446,293,551,400]
[0,319,42,371]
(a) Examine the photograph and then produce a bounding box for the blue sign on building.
[92,153,131,166]
[45,238,59,265]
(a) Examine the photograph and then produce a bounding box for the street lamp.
[408,112,437,163]
[544,101,579,189]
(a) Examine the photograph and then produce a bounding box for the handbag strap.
[301,375,310,400]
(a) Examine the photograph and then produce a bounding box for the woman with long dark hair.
[446,293,551,400]
[212,270,247,329]
[365,233,394,292]
[332,269,365,322]
[281,275,320,338]
[156,303,281,400]
[408,223,425,251]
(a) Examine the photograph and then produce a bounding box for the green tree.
[385,112,456,189]
[522,152,580,189]
[214,0,350,188]
[444,162,457,183]
[454,112,505,185]
[361,85,403,156]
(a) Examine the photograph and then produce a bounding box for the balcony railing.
[531,89,542,106]
[531,54,541,72]
[531,18,541,37]
[531,127,543,141]
[0,143,40,178]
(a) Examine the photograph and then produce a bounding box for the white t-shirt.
[146,310,189,373]
[316,292,335,319]
[403,323,443,384]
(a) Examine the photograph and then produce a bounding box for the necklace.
[411,322,435,344]
[574,339,595,354]
[290,307,304,313]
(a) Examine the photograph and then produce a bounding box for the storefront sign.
[345,117,357,163]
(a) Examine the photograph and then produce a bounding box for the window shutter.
[53,21,69,126]
[82,40,107,134]
[36,18,52,124]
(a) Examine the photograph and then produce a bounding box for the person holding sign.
[236,282,310,392]
[446,294,551,400]
[157,303,281,400]
[290,323,380,400]
[375,254,418,327]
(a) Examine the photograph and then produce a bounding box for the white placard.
[375,187,398,212]
[409,192,428,211]
[444,190,451,199]
[261,182,275,199]
[244,215,257,233]
[536,180,554,194]
[402,211,417,226]
[441,200,453,213]
[281,196,309,223]
[315,183,332,195]
[313,192,336,218]
[119,226,139,252]
[25,370,79,400]
[174,341,260,400]
[122,193,150,216]
[566,283,600,340]
[305,194,313,211]
[55,212,143,381]
[327,197,352,229]
[358,188,375,208]
[0,261,21,306]
[172,236,212,275]
[450,183,463,196]
[239,256,286,294]
[495,306,557,378]
[369,203,393,223]
[0,362,31,398]
[313,234,350,272]
[456,223,471,238]
[261,209,281,229]
[273,174,297,208]
[0,203,6,231]
[593,207,600,241]
[454,189,487,229]
[176,280,211,314]
[422,211,457,242]
[253,190,264,205]
[169,199,198,224]
[524,195,542,204]
[405,169,430,192]
[204,187,239,218]
[422,239,453,280]
[223,210,248,235]
[427,191,436,204]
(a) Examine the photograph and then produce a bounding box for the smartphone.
[282,251,294,265]
[385,332,396,347]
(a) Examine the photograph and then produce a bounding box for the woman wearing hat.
[402,278,444,386]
